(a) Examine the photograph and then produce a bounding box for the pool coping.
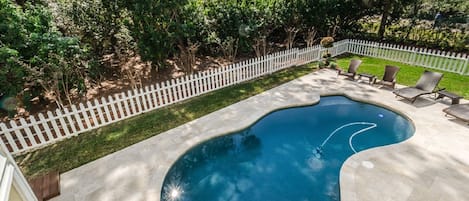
[51,69,469,201]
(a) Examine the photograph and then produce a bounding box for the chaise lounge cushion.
[393,87,429,100]
[415,71,443,91]
[393,70,443,103]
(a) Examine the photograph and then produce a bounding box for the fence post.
[461,57,469,75]
[293,48,299,66]
[317,46,322,61]
[410,47,418,65]
[346,39,350,53]
[268,54,273,74]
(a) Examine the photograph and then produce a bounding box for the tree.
[0,0,28,100]
[63,0,134,58]
[299,0,322,47]
[26,33,89,108]
[0,0,89,110]
[124,0,188,76]
[243,0,280,56]
[364,0,418,39]
[202,0,245,61]
[174,1,204,73]
[0,47,24,101]
[405,0,422,39]
[278,0,302,49]
[377,0,392,39]
[52,0,136,83]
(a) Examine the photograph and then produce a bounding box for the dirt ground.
[0,55,235,121]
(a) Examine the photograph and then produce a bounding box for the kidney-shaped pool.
[161,96,414,201]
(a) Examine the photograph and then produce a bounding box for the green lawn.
[351,47,468,74]
[15,63,317,178]
[336,55,469,98]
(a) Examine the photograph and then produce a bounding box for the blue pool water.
[161,96,414,201]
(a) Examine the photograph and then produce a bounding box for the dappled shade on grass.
[336,55,469,98]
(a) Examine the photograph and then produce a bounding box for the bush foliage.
[0,0,467,115]
[0,0,89,110]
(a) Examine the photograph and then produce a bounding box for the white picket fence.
[0,39,467,155]
[347,39,469,75]
[0,46,317,155]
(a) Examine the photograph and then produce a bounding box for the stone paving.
[50,69,469,201]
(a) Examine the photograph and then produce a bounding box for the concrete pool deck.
[50,69,469,201]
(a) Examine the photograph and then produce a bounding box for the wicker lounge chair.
[375,65,400,89]
[338,59,362,80]
[443,103,469,123]
[393,70,443,103]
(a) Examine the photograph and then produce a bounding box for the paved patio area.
[51,69,469,201]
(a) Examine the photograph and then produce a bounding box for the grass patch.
[336,55,469,98]
[15,64,317,178]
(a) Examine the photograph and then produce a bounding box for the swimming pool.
[161,96,414,201]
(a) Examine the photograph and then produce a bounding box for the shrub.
[318,60,327,68]
[0,1,89,110]
[320,37,334,48]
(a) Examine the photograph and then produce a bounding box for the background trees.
[124,0,187,72]
[1,0,467,116]
[357,0,468,51]
[1,0,89,111]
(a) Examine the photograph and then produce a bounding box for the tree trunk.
[284,27,299,49]
[378,0,392,39]
[405,1,420,39]
[177,40,199,74]
[252,36,267,57]
[218,37,238,62]
[305,27,317,47]
[150,64,159,81]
